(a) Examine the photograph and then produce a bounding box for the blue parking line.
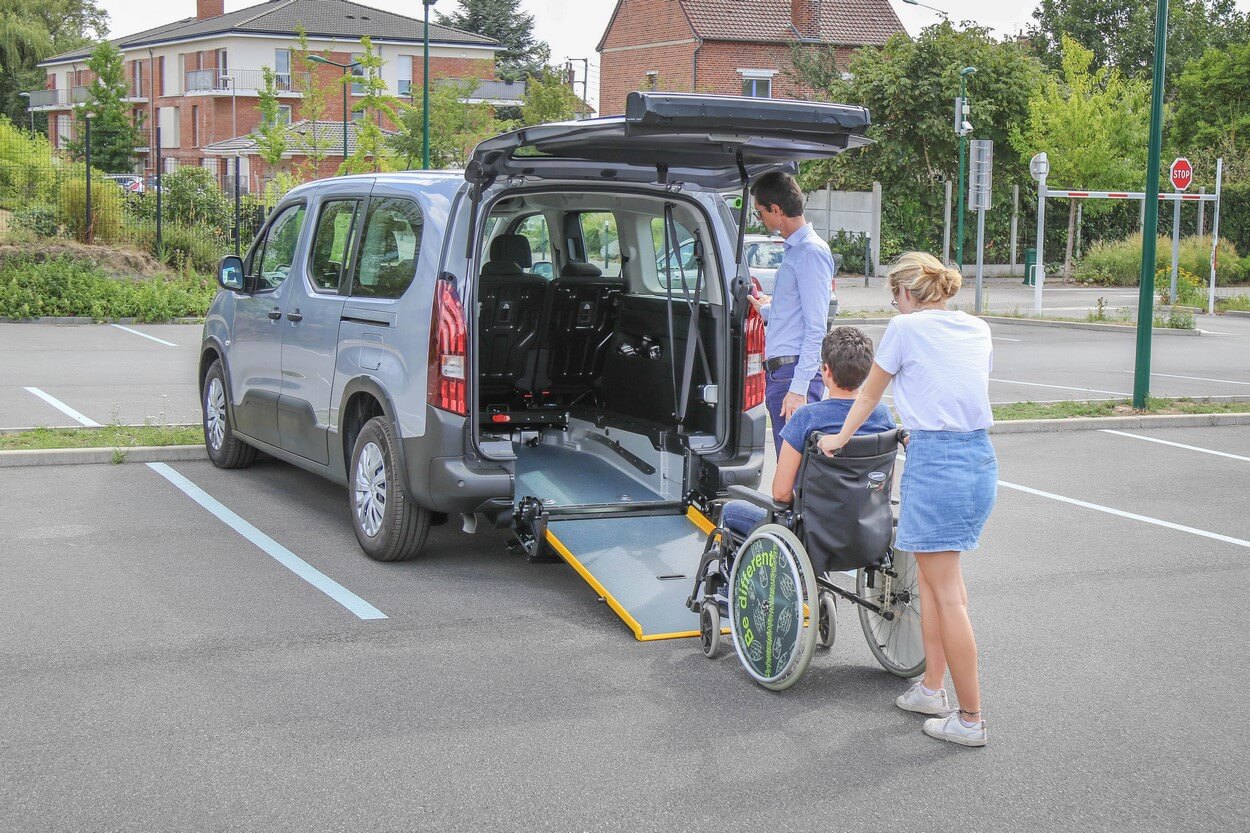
[146,463,388,620]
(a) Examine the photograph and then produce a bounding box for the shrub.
[1157,267,1205,307]
[56,176,126,242]
[159,166,233,234]
[829,229,868,274]
[9,204,61,238]
[1074,233,1243,285]
[0,118,58,204]
[157,223,228,274]
[0,254,217,321]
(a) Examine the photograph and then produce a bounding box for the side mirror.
[532,261,553,279]
[218,255,245,291]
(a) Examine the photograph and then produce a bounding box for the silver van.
[200,94,868,616]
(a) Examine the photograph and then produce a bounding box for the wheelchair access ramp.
[544,508,716,641]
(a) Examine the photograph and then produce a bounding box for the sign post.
[1169,157,1192,304]
[1208,157,1224,316]
[1029,152,1049,316]
[970,140,993,313]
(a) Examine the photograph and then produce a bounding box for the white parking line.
[998,480,1250,550]
[147,463,387,621]
[110,324,177,347]
[22,387,101,427]
[992,337,1023,342]
[1121,370,1250,387]
[1099,429,1250,463]
[990,378,1132,397]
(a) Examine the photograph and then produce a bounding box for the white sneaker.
[923,712,988,747]
[895,682,950,715]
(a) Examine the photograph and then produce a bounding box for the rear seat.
[478,234,549,405]
[545,261,625,397]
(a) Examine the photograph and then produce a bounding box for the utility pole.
[565,57,590,103]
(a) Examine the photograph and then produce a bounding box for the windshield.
[745,241,785,271]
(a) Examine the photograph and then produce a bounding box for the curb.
[0,445,207,468]
[1225,310,1250,319]
[978,315,1200,336]
[990,412,1250,434]
[0,317,203,325]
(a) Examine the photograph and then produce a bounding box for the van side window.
[648,216,697,293]
[352,197,423,299]
[253,203,307,291]
[309,199,361,292]
[515,214,553,278]
[577,212,620,277]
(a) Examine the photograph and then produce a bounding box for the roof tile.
[677,0,904,45]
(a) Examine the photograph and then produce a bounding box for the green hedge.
[0,255,217,321]
[1073,234,1246,285]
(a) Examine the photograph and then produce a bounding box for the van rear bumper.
[403,407,513,515]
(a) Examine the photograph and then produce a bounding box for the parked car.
[104,173,144,194]
[200,92,870,563]
[741,233,843,316]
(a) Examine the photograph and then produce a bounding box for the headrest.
[489,234,533,269]
[560,261,602,278]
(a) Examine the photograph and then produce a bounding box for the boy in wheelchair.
[720,326,895,542]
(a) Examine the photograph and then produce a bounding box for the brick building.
[596,0,906,116]
[27,0,507,191]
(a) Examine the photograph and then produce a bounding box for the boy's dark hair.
[749,172,804,218]
[822,326,875,390]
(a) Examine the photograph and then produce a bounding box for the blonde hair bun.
[886,251,962,304]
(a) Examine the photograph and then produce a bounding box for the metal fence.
[0,123,266,274]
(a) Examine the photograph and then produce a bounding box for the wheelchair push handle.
[809,428,908,458]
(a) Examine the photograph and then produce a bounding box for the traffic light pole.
[1133,0,1170,409]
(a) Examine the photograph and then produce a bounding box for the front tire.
[202,359,256,469]
[350,416,430,562]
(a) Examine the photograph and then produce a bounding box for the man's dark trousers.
[764,362,824,456]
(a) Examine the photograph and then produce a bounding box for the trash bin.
[1023,247,1037,286]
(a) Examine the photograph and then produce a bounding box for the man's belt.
[764,355,799,372]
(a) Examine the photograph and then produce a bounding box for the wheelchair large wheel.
[856,549,926,678]
[728,524,819,691]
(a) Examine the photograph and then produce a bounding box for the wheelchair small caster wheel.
[817,591,837,650]
[700,600,721,658]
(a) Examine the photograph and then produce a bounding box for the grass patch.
[993,397,1250,421]
[0,424,203,451]
[1217,294,1250,312]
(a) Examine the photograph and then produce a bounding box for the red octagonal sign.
[1170,157,1193,191]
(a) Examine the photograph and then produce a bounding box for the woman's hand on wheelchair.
[817,432,848,457]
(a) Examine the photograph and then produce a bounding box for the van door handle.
[286,309,303,322]
[267,307,282,320]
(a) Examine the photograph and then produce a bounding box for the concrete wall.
[805,183,882,273]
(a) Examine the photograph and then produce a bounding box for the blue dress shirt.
[760,223,834,396]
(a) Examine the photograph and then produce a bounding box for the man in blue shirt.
[721,326,896,538]
[747,172,835,457]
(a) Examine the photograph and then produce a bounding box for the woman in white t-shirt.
[817,252,996,748]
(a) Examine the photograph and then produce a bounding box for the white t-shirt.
[874,310,993,432]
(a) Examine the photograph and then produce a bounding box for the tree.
[66,41,145,173]
[1173,41,1250,163]
[340,36,398,174]
[390,79,513,169]
[1029,0,1250,87]
[519,66,581,126]
[291,26,334,179]
[1010,35,1151,279]
[0,0,107,126]
[254,66,288,173]
[436,0,551,81]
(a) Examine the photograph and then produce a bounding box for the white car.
[104,174,144,194]
[743,233,841,315]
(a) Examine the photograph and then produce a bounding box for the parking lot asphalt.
[4,306,1250,430]
[2,424,1246,832]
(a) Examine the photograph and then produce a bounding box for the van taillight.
[428,276,467,415]
[743,304,765,411]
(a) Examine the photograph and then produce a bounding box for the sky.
[98,0,1250,112]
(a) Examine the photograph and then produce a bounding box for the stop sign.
[1170,158,1193,191]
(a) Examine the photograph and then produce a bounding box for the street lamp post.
[423,0,437,170]
[955,66,976,269]
[307,54,362,166]
[902,0,950,19]
[220,74,241,253]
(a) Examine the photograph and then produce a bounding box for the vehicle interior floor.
[513,442,665,508]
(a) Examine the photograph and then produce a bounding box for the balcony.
[25,87,89,111]
[185,68,308,95]
[434,78,526,105]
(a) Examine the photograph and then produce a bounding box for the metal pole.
[423,0,432,170]
[955,126,967,268]
[864,234,871,287]
[975,207,986,313]
[1133,0,1170,410]
[342,67,349,164]
[1033,172,1046,316]
[1208,158,1223,316]
[1197,186,1206,236]
[1076,201,1083,261]
[155,126,162,254]
[1169,197,1181,304]
[84,116,92,244]
[234,155,241,257]
[942,179,952,263]
[1010,182,1019,275]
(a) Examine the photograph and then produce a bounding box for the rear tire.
[350,416,430,562]
[857,549,926,678]
[202,359,256,469]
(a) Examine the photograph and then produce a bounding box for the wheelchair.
[686,429,924,690]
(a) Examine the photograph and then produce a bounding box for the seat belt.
[667,204,712,428]
[661,202,680,417]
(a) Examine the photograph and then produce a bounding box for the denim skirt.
[895,429,998,553]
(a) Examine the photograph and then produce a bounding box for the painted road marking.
[992,337,1023,342]
[990,378,1132,397]
[22,387,101,427]
[999,480,1250,550]
[1099,429,1250,463]
[110,324,177,347]
[1123,370,1250,387]
[146,463,387,621]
